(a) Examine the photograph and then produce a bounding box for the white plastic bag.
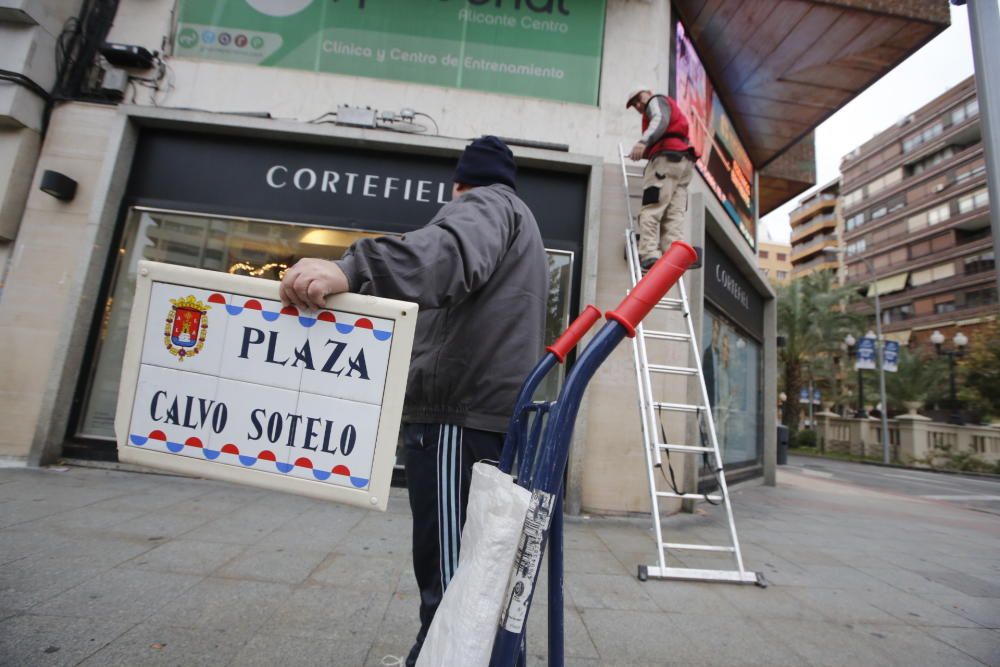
[416,462,531,667]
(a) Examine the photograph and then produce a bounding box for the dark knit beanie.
[453,135,517,189]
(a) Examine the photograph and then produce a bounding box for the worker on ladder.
[625,85,701,272]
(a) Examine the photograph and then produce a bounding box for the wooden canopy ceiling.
[674,0,950,214]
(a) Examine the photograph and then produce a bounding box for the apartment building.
[839,76,994,347]
[758,241,792,285]
[789,179,842,280]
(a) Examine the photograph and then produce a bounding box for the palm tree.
[777,270,863,433]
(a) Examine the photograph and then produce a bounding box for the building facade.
[757,242,792,285]
[840,76,995,348]
[0,0,948,516]
[790,179,842,280]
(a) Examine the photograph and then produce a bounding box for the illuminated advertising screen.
[675,21,756,248]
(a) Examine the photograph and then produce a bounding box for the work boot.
[640,257,658,274]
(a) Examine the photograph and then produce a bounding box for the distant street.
[787,454,1000,515]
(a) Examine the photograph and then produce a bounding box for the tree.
[884,347,947,411]
[958,319,1000,421]
[777,270,863,432]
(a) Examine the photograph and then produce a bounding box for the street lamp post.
[930,329,969,424]
[825,247,891,463]
[843,333,866,418]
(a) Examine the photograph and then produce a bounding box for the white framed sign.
[115,261,417,511]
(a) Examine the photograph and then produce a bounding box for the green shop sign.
[174,0,606,105]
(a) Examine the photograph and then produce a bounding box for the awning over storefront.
[867,272,908,298]
[674,0,949,215]
[883,330,911,345]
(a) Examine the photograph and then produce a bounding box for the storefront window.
[77,208,573,440]
[701,308,762,467]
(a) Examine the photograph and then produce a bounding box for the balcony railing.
[791,235,838,261]
[791,213,839,242]
[790,194,838,221]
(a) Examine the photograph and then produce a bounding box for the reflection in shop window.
[78,209,573,440]
[701,308,762,467]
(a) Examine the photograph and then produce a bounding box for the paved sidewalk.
[1,462,997,666]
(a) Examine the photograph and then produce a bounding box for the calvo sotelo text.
[127,283,395,490]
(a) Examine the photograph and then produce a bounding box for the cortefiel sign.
[172,0,606,105]
[115,261,417,511]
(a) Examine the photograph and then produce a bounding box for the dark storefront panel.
[128,129,588,249]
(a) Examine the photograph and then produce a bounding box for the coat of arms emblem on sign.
[164,295,209,361]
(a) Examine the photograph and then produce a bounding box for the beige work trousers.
[637,155,694,262]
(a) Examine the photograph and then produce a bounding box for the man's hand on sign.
[629,141,646,161]
[280,258,349,310]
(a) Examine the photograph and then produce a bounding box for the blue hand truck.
[489,241,699,667]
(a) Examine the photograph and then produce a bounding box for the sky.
[759,4,977,245]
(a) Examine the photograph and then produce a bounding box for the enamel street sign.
[115,261,417,511]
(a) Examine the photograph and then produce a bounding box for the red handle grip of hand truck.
[546,304,602,363]
[606,241,698,337]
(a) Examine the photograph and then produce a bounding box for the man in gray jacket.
[280,135,548,666]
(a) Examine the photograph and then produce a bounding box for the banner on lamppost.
[883,340,900,373]
[799,388,821,404]
[856,336,876,371]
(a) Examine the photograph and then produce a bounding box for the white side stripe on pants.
[438,425,464,588]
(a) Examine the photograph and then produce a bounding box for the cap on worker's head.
[625,85,651,109]
[454,135,517,190]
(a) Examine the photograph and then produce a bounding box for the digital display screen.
[675,20,756,248]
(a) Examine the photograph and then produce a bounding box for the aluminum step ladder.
[618,144,763,586]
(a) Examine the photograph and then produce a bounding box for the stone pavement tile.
[577,609,700,665]
[782,587,906,625]
[0,500,80,528]
[263,504,366,550]
[754,618,967,667]
[923,595,1000,628]
[765,564,897,592]
[525,603,600,659]
[925,627,1000,665]
[0,526,71,565]
[264,584,391,642]
[527,657,601,667]
[235,631,370,667]
[105,509,217,541]
[640,580,740,616]
[29,507,150,534]
[1,554,111,611]
[31,568,202,620]
[165,486,270,516]
[0,612,135,667]
[309,552,405,591]
[124,539,246,575]
[917,570,1000,598]
[395,567,419,596]
[714,584,827,622]
[78,623,252,667]
[861,566,979,598]
[179,508,288,545]
[565,548,629,575]
[861,624,990,667]
[563,523,613,551]
[581,608,801,666]
[213,544,330,584]
[591,525,657,559]
[565,573,659,612]
[333,513,412,558]
[151,577,294,632]
[867,588,984,628]
[376,590,421,642]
